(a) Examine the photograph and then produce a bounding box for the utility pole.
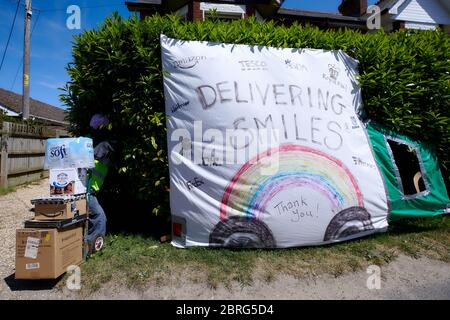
[22,0,32,120]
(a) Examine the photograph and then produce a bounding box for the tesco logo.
[238,60,268,71]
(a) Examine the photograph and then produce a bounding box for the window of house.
[200,2,246,21]
[387,138,427,196]
[204,11,243,21]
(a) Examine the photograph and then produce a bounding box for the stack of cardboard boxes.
[15,138,94,280]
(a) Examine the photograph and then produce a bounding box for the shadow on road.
[3,273,62,291]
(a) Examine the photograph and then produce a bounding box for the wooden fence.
[0,121,69,189]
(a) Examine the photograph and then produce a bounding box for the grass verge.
[80,215,450,294]
[0,187,16,196]
[0,180,42,196]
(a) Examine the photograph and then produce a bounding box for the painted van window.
[387,139,426,196]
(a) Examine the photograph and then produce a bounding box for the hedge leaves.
[62,14,450,218]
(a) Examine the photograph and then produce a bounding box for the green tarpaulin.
[366,121,450,220]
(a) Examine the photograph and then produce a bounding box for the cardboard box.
[34,199,86,220]
[49,168,87,196]
[15,227,83,279]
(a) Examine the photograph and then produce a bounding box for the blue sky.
[0,0,376,109]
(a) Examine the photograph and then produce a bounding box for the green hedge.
[62,14,450,218]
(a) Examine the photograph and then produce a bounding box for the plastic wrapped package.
[44,137,94,169]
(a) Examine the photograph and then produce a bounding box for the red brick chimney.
[338,0,368,17]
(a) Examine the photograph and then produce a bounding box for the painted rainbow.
[220,144,364,220]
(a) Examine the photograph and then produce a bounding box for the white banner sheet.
[161,35,388,248]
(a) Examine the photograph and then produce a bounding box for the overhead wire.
[8,0,126,89]
[0,0,21,72]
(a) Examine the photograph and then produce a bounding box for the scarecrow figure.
[86,114,113,253]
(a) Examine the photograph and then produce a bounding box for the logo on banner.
[238,60,268,71]
[328,64,340,80]
[352,156,376,169]
[171,100,190,113]
[172,56,207,69]
[323,64,347,90]
[186,177,204,190]
[350,116,360,129]
[285,59,308,72]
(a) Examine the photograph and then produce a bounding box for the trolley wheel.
[89,235,104,254]
[93,236,104,252]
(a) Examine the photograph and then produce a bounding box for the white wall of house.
[381,0,450,31]
[393,0,450,25]
[404,21,437,30]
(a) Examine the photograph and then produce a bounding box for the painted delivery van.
[161,35,449,248]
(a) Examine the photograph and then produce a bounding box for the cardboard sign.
[161,35,389,248]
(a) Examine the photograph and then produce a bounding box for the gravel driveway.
[1,180,449,300]
[0,179,75,299]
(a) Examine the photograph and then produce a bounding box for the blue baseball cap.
[89,114,109,130]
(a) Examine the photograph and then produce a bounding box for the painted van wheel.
[323,206,374,241]
[209,216,276,248]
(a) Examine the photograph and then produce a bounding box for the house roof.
[374,0,397,11]
[0,88,68,126]
[276,8,366,28]
[126,0,366,27]
[277,8,365,22]
[125,0,280,11]
[126,0,284,18]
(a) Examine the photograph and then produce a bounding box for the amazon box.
[34,199,86,221]
[15,227,83,279]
